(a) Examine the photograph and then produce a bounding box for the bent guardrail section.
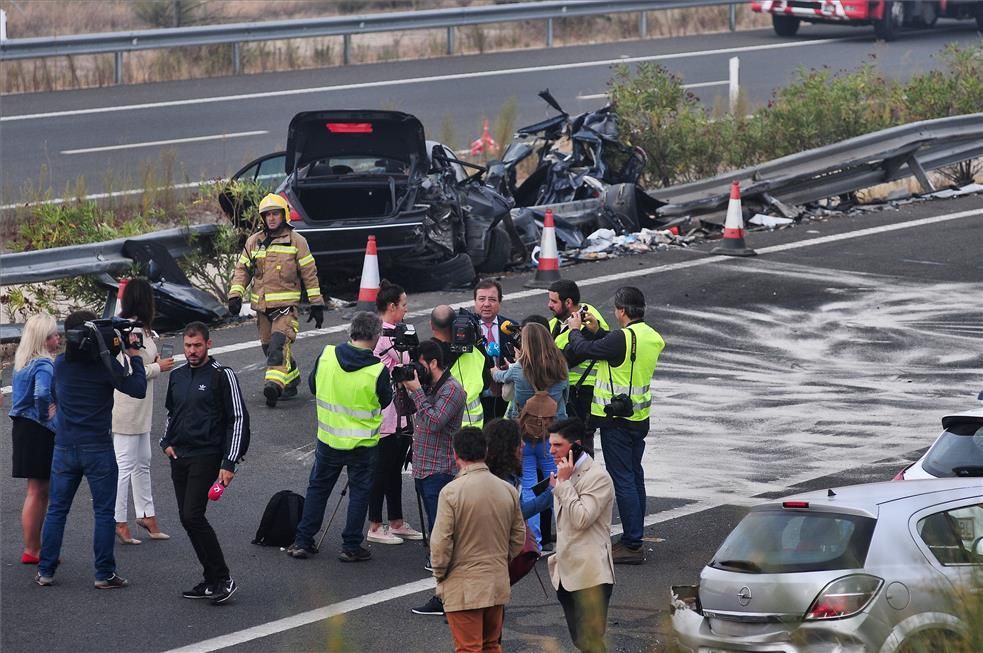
[655,113,983,216]
[0,224,218,286]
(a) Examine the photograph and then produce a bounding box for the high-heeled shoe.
[115,527,141,545]
[135,518,170,540]
[21,552,40,564]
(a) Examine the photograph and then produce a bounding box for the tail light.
[805,574,882,621]
[892,463,913,481]
[278,192,300,222]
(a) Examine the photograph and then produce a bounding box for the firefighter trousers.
[258,306,300,390]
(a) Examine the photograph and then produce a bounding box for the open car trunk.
[293,179,407,222]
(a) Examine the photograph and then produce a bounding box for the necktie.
[484,321,496,344]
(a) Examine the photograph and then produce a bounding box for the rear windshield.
[297,156,408,179]
[710,510,876,574]
[923,420,983,477]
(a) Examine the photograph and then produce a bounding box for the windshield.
[923,421,983,477]
[710,510,876,574]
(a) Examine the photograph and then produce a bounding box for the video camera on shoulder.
[382,322,420,358]
[450,309,484,353]
[65,317,143,363]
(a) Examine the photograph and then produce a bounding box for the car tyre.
[772,14,801,37]
[475,226,511,273]
[392,253,476,293]
[874,1,903,40]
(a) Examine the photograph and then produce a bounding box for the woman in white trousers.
[112,279,175,544]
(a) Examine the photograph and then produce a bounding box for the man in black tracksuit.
[160,322,250,604]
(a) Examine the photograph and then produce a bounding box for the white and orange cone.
[711,180,756,257]
[470,119,497,157]
[354,235,380,312]
[525,209,562,288]
[114,277,129,316]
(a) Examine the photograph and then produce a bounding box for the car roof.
[756,478,983,518]
[941,407,983,430]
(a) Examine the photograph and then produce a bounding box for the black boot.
[263,382,282,408]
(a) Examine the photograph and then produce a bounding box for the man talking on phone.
[547,418,615,653]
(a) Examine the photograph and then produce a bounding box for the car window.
[710,510,876,574]
[917,504,983,566]
[922,421,983,477]
[257,156,287,187]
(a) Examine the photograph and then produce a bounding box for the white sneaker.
[389,523,424,541]
[366,528,404,545]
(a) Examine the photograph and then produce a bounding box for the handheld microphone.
[500,320,519,337]
[208,481,226,501]
[486,341,501,358]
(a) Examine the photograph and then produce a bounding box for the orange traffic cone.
[525,209,562,288]
[711,181,756,257]
[354,235,380,312]
[470,119,497,156]
[114,278,129,316]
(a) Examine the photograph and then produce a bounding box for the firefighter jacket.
[229,226,323,312]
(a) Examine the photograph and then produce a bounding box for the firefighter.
[228,194,324,408]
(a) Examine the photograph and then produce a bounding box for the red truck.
[751,0,983,40]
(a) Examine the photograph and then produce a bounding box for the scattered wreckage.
[218,96,664,291]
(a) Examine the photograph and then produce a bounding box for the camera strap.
[606,326,637,398]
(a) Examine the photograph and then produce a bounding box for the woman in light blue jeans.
[491,322,567,545]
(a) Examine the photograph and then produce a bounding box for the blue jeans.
[294,440,377,552]
[522,440,556,544]
[414,472,455,535]
[599,423,647,549]
[40,443,119,580]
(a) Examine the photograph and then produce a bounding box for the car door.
[911,500,983,592]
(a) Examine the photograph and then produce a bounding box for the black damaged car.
[219,110,515,291]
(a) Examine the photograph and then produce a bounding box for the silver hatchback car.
[671,479,983,653]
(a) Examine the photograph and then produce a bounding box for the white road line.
[60,130,268,155]
[0,181,208,211]
[165,498,721,653]
[1,38,850,123]
[2,206,979,395]
[578,79,726,100]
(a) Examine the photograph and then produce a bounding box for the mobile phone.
[570,441,585,460]
[159,342,174,358]
[531,476,552,496]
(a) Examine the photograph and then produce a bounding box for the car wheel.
[391,253,476,293]
[475,226,511,273]
[772,14,801,36]
[897,629,963,653]
[874,1,903,40]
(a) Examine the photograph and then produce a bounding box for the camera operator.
[37,310,147,589]
[430,305,488,429]
[563,287,665,566]
[400,339,466,617]
[547,280,610,425]
[287,312,392,563]
[367,280,423,545]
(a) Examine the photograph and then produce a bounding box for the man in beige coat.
[548,418,616,653]
[430,426,526,652]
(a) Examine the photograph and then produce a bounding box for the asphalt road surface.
[2,192,981,652]
[2,23,981,203]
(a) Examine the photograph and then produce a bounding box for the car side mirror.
[974,536,983,557]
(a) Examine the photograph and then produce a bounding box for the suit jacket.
[548,454,616,592]
[431,462,526,612]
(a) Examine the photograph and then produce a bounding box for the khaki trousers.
[257,306,300,389]
[445,605,505,653]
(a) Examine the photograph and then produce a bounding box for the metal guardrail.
[0,0,741,83]
[0,224,218,286]
[655,113,983,216]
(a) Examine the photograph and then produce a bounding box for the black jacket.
[160,357,250,471]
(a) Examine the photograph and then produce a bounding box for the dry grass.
[0,1,771,93]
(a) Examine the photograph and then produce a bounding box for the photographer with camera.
[227,193,324,408]
[367,280,423,545]
[400,339,466,617]
[287,312,392,563]
[547,280,610,426]
[430,305,488,429]
[36,311,148,589]
[564,287,665,566]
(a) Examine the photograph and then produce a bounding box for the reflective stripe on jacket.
[590,323,664,421]
[550,303,609,388]
[228,228,323,311]
[315,345,384,450]
[450,347,485,429]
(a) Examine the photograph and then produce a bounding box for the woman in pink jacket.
[366,280,423,545]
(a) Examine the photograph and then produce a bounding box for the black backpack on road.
[252,490,305,547]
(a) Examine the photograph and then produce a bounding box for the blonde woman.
[9,313,60,564]
[112,279,175,544]
[490,321,568,546]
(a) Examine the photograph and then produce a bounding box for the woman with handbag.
[489,325,567,547]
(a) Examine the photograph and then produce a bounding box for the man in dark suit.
[472,278,516,420]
